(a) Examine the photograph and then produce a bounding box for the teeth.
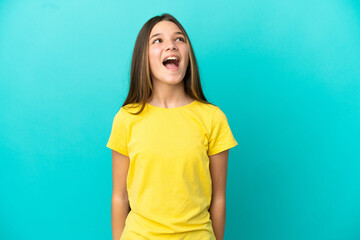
[164,56,179,61]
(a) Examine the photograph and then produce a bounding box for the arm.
[209,149,229,240]
[111,150,131,240]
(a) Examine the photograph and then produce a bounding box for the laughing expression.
[148,21,189,85]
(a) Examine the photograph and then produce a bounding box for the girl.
[107,13,238,240]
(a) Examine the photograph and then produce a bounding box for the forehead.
[149,21,183,36]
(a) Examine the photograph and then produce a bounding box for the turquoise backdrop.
[1,0,359,239]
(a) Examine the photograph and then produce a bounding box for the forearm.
[111,195,131,240]
[209,198,226,240]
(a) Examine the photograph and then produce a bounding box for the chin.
[155,74,185,84]
[162,78,184,85]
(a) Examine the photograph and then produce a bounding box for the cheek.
[182,52,190,68]
[149,48,161,64]
[148,49,163,75]
[148,50,155,66]
[180,47,189,65]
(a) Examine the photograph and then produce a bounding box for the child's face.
[148,21,189,86]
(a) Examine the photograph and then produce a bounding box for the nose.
[165,39,177,51]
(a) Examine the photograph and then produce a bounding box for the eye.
[153,38,162,44]
[152,37,185,44]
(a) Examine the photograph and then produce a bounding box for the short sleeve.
[106,108,129,156]
[208,108,238,156]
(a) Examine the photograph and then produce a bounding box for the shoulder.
[118,102,144,115]
[112,103,138,121]
[194,100,223,119]
[194,100,219,112]
[112,102,147,125]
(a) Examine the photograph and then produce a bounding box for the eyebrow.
[149,31,184,40]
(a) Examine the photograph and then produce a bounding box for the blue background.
[1,0,360,239]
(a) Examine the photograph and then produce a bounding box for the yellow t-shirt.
[106,99,238,240]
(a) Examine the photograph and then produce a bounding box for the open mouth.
[162,58,180,69]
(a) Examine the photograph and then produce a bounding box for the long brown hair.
[122,13,214,115]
